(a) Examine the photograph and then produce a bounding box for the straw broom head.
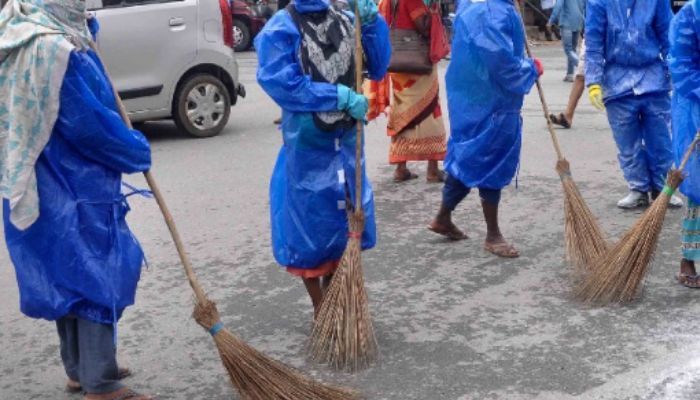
[309,211,378,372]
[573,169,684,305]
[556,159,609,271]
[193,300,361,400]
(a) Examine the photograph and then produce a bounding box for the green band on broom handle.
[661,186,675,197]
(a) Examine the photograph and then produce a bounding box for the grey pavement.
[2,44,699,400]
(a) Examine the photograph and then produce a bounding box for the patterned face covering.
[38,0,91,47]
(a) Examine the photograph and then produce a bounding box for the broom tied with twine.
[90,43,359,400]
[308,6,379,372]
[516,8,608,271]
[575,132,700,305]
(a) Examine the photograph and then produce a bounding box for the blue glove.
[87,14,100,41]
[347,0,378,24]
[337,84,369,121]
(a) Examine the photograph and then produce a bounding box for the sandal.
[549,113,571,129]
[484,241,520,258]
[67,368,132,393]
[677,273,700,288]
[85,388,153,400]
[426,170,446,183]
[394,171,418,182]
[428,222,468,241]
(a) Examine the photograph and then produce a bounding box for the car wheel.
[173,74,231,138]
[233,19,251,52]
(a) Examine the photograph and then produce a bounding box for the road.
[2,45,700,400]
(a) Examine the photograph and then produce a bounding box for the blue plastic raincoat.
[585,0,672,101]
[585,0,673,193]
[255,0,390,270]
[444,0,538,190]
[670,0,700,203]
[3,49,151,324]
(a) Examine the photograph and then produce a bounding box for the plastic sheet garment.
[255,2,391,269]
[443,0,537,190]
[670,0,700,203]
[584,0,672,102]
[3,50,151,324]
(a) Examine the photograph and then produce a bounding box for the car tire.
[233,19,251,52]
[173,74,231,138]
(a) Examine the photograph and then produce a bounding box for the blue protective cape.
[584,0,672,102]
[255,1,391,269]
[444,0,537,190]
[670,0,700,203]
[3,49,151,324]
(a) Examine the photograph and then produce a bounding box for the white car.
[87,0,246,137]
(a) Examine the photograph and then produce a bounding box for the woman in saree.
[366,0,448,182]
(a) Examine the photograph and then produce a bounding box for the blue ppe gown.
[669,0,700,203]
[444,0,538,190]
[255,0,391,270]
[585,0,673,193]
[3,50,151,325]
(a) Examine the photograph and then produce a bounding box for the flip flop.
[394,171,419,182]
[484,241,520,258]
[427,223,468,241]
[67,367,132,393]
[549,113,571,129]
[677,273,700,288]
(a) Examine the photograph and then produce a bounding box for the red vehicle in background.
[231,0,268,52]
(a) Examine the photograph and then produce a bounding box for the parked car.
[232,0,267,52]
[86,0,246,138]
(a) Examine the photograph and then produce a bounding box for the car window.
[123,0,186,4]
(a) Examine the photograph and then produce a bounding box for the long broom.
[516,8,608,271]
[575,133,700,305]
[308,6,379,372]
[90,43,359,399]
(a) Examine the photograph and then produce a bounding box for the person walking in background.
[428,0,542,258]
[366,0,448,183]
[255,0,390,317]
[0,2,152,399]
[549,38,586,128]
[547,0,584,82]
[586,0,682,209]
[669,0,700,287]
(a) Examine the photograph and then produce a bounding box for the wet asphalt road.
[2,44,700,400]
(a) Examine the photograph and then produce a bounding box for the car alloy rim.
[233,26,243,46]
[186,83,226,130]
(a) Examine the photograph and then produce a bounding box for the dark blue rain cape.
[585,0,672,102]
[3,49,151,324]
[444,0,538,190]
[670,0,700,203]
[255,0,391,269]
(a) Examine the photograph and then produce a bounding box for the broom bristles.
[557,159,609,271]
[309,211,378,372]
[193,300,360,400]
[574,169,684,305]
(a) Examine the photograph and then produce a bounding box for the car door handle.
[169,17,185,27]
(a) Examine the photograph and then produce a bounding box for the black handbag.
[387,0,432,74]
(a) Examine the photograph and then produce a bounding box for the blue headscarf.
[294,0,331,13]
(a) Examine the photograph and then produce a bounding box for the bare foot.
[428,219,467,240]
[67,367,132,393]
[678,259,700,288]
[484,237,519,258]
[394,169,418,182]
[426,169,446,183]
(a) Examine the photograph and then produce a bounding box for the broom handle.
[354,4,364,216]
[679,132,700,172]
[515,5,565,161]
[89,42,209,305]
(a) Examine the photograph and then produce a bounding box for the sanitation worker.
[0,1,152,399]
[255,0,390,316]
[669,0,700,288]
[585,0,682,209]
[428,0,542,258]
